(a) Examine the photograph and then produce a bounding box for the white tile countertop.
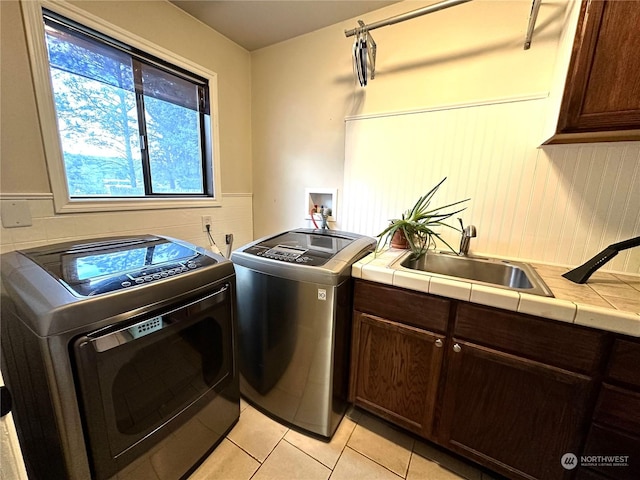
[352,249,640,338]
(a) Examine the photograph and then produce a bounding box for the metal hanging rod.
[524,0,542,49]
[344,0,473,38]
[345,0,542,50]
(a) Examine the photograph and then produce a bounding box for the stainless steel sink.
[392,252,554,297]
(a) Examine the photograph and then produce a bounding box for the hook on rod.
[352,20,377,86]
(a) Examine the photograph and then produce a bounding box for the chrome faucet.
[458,218,477,256]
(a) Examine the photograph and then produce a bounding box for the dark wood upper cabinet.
[553,0,640,141]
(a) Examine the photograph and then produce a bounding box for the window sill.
[54,196,222,214]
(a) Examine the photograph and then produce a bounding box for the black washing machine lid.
[19,235,216,296]
[249,230,357,266]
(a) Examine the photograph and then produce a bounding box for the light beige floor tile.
[189,439,259,480]
[330,447,403,480]
[240,397,250,412]
[252,440,331,480]
[346,412,413,477]
[227,406,288,462]
[284,416,357,469]
[413,441,482,480]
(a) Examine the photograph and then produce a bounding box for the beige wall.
[0,0,253,252]
[2,0,638,269]
[251,0,639,273]
[1,0,51,193]
[251,0,569,237]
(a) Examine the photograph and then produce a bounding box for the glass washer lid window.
[65,241,197,283]
[260,232,354,256]
[21,237,198,286]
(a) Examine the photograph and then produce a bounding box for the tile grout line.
[227,425,291,469]
[268,410,362,476]
[281,438,335,472]
[404,438,416,479]
[246,428,289,480]
[230,405,473,480]
[345,410,415,479]
[326,413,361,479]
[340,445,405,479]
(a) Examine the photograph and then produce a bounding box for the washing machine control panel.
[243,245,329,266]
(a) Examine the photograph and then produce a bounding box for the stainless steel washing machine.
[231,228,375,438]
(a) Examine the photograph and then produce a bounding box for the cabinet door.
[557,0,640,134]
[582,424,639,480]
[439,341,594,480]
[350,312,444,439]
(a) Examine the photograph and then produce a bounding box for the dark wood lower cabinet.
[438,340,594,480]
[581,424,639,480]
[579,338,640,480]
[350,311,444,439]
[348,280,640,480]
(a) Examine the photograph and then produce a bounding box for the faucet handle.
[465,225,477,237]
[458,218,477,237]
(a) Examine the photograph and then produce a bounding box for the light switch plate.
[1,200,33,228]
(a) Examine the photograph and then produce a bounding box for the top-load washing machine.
[231,228,375,438]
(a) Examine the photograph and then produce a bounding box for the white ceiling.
[170,1,402,51]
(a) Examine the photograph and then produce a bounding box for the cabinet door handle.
[435,339,443,348]
[453,343,462,353]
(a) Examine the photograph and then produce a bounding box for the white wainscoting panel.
[0,193,253,256]
[343,98,640,274]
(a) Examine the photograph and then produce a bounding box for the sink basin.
[393,252,554,297]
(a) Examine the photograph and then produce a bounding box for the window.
[22,1,221,212]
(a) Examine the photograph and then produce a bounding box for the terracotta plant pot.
[390,230,410,249]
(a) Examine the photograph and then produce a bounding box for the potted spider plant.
[376,178,470,259]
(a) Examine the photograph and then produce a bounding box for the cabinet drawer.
[454,303,608,374]
[354,280,450,333]
[606,338,640,388]
[593,384,640,434]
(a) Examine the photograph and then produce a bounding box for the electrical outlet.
[201,215,212,232]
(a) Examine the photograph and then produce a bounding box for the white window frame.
[21,0,223,213]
